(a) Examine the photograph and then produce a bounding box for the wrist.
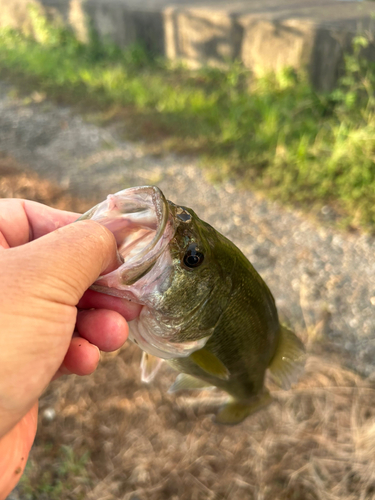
[0,404,38,500]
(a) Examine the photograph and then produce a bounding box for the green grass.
[19,445,91,500]
[1,7,375,230]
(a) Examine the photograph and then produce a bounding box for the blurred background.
[1,1,375,498]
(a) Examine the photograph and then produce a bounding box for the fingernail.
[92,344,101,359]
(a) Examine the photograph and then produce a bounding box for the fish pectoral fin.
[215,391,273,425]
[168,373,214,393]
[268,325,306,390]
[141,352,164,383]
[190,348,230,380]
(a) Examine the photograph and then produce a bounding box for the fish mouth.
[78,186,175,298]
[78,186,212,359]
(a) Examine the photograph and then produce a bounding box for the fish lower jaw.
[128,309,210,360]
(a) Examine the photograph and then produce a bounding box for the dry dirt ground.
[0,152,93,213]
[2,154,375,500]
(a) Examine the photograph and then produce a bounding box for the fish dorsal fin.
[268,325,306,390]
[168,373,213,393]
[141,352,164,383]
[190,349,230,380]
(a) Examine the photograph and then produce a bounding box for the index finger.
[0,199,80,248]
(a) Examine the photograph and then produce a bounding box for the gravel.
[0,82,374,377]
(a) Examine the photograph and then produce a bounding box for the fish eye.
[183,243,204,269]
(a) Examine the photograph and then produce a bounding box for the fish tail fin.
[268,325,306,390]
[215,391,273,425]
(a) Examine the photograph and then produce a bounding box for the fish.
[79,186,305,424]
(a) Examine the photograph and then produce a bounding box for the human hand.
[0,199,141,499]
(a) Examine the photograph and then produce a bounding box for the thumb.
[0,221,120,442]
[4,220,121,307]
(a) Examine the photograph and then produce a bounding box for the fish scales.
[169,242,280,402]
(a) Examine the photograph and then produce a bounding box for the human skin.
[0,199,142,499]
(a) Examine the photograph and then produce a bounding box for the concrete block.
[164,7,243,67]
[240,19,315,76]
[0,0,52,33]
[239,18,355,91]
[309,27,353,91]
[71,0,166,53]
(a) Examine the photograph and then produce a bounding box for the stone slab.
[1,0,375,88]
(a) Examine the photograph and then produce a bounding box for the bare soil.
[0,152,93,213]
[2,153,375,500]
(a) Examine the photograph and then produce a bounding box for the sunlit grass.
[1,8,375,230]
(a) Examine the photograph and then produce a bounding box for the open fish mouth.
[78,186,176,299]
[78,186,210,359]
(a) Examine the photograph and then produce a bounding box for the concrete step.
[1,0,375,89]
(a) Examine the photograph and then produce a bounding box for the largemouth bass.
[79,186,305,424]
